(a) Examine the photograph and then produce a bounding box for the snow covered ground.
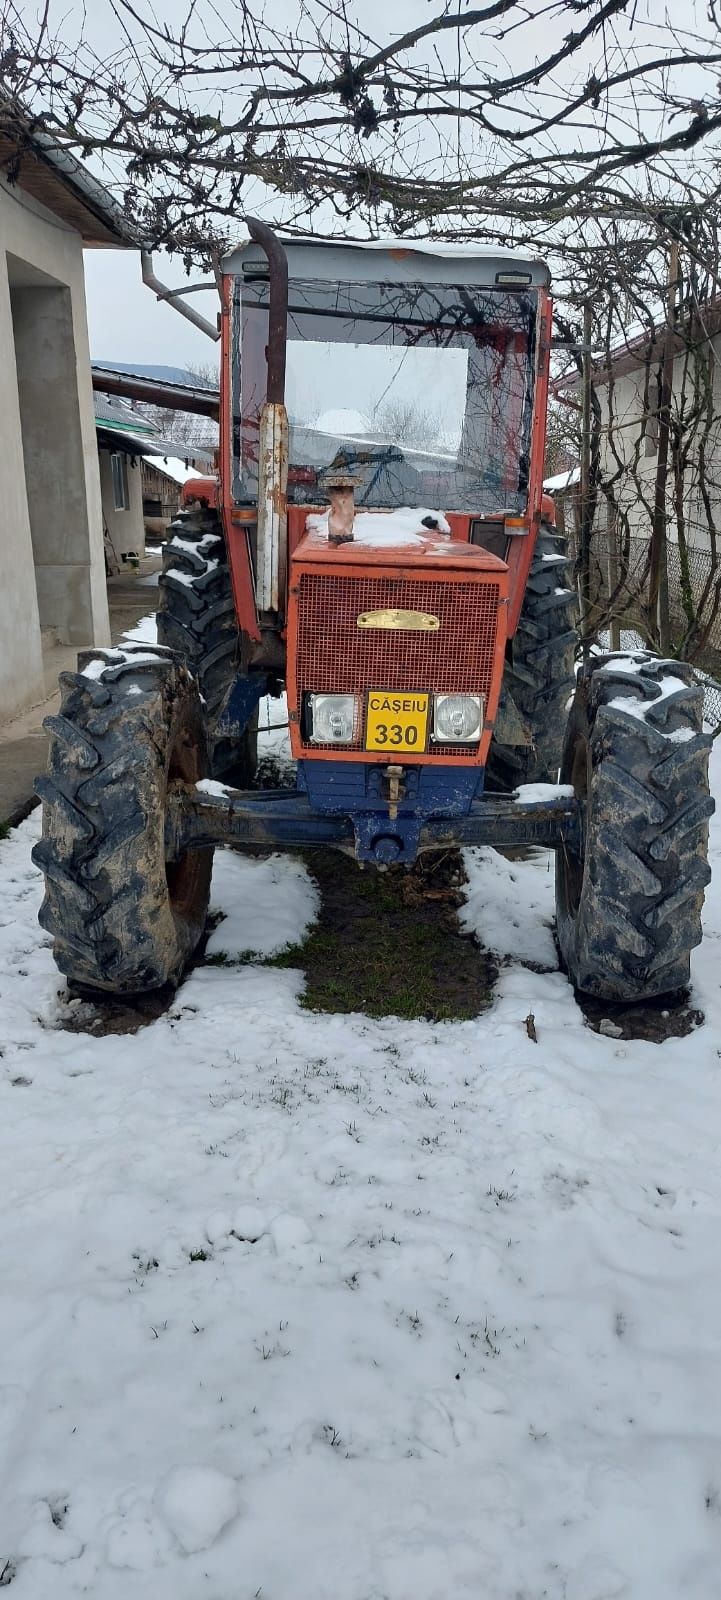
[1,737,720,1599]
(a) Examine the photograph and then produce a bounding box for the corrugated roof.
[93,392,156,433]
[96,424,159,457]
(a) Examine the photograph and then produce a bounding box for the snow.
[154,1466,240,1554]
[543,466,581,492]
[122,612,160,644]
[165,534,216,556]
[206,851,318,959]
[460,842,559,969]
[597,652,656,675]
[80,643,172,680]
[306,507,451,545]
[4,720,721,1593]
[606,674,690,725]
[144,457,201,487]
[257,690,293,774]
[196,778,233,798]
[164,559,218,586]
[259,233,545,265]
[513,782,575,803]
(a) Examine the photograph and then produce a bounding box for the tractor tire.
[158,507,257,782]
[32,646,213,996]
[486,526,578,790]
[555,652,714,1002]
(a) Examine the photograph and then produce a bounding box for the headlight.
[307,693,358,744]
[432,693,483,743]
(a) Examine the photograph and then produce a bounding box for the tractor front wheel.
[33,647,213,995]
[555,652,713,1001]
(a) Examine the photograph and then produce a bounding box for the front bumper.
[166,782,580,865]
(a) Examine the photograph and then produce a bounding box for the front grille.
[295,571,501,754]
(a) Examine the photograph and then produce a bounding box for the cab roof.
[222,233,550,289]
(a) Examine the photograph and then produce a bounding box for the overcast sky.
[83,249,217,369]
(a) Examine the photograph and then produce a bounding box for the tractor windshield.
[233,275,537,515]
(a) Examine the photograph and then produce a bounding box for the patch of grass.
[0,823,9,843]
[266,850,496,1022]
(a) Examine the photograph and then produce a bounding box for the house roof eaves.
[96,423,158,457]
[0,102,136,247]
[556,293,721,392]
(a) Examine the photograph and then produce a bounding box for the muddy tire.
[486,526,578,790]
[555,652,714,1001]
[158,507,254,780]
[32,646,213,995]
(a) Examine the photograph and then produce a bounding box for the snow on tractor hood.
[305,507,451,548]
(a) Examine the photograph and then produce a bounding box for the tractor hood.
[293,508,508,574]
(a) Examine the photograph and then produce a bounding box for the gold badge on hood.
[356,609,440,632]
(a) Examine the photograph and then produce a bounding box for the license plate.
[365,691,429,753]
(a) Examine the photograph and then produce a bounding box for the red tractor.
[34,226,713,1001]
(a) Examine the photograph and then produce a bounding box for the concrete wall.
[0,241,45,717]
[0,175,111,722]
[99,446,145,566]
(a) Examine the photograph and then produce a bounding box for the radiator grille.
[295,571,501,754]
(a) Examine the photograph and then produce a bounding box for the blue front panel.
[298,760,484,817]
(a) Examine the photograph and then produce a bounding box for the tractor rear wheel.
[158,507,257,782]
[486,526,578,790]
[32,647,213,995]
[555,652,714,1001]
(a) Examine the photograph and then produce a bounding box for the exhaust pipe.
[245,218,289,620]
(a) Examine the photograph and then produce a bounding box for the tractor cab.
[210,235,554,815]
[227,236,549,514]
[218,234,552,636]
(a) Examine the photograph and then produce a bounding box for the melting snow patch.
[460,843,558,967]
[122,612,159,645]
[514,782,575,803]
[207,849,319,958]
[196,779,234,799]
[164,562,218,586]
[596,653,651,675]
[307,507,451,544]
[81,644,172,680]
[166,534,216,556]
[606,676,689,723]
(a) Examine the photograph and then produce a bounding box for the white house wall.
[99,447,145,564]
[0,175,110,723]
[597,333,721,557]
